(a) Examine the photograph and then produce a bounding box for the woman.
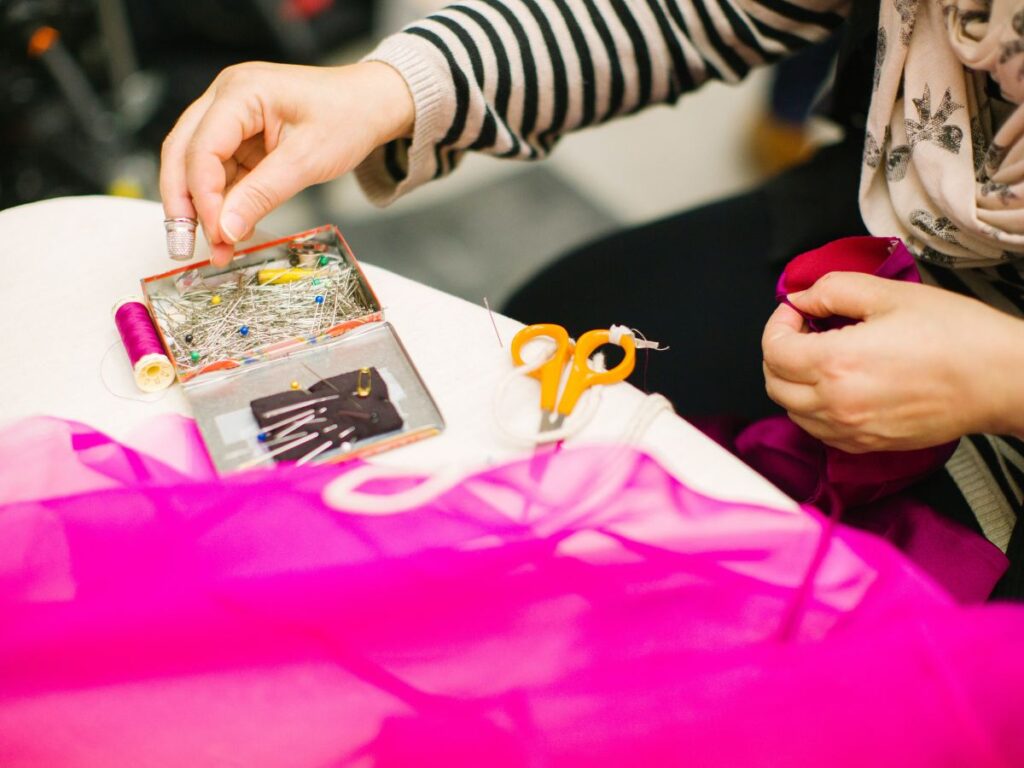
[160,0,1024,594]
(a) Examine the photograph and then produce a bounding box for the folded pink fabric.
[2,417,1024,766]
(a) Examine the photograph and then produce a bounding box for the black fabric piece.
[249,390,329,463]
[309,367,405,439]
[249,367,403,464]
[250,389,315,419]
[906,463,985,537]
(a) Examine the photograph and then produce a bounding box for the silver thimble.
[164,217,198,260]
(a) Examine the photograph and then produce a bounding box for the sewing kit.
[117,224,444,473]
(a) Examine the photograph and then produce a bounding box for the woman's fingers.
[762,362,822,414]
[184,92,266,252]
[160,92,214,221]
[761,303,822,384]
[220,135,313,244]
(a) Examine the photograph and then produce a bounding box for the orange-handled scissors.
[510,323,636,431]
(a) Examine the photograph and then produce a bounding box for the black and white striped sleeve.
[355,0,851,205]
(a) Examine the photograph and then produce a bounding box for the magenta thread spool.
[112,299,175,392]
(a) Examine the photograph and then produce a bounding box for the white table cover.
[0,196,791,509]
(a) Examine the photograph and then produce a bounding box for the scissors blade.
[538,410,556,433]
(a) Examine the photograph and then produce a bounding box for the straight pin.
[259,395,339,419]
[275,412,316,439]
[297,440,334,466]
[236,432,318,470]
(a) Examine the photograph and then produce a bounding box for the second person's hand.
[761,273,1024,453]
[160,60,415,266]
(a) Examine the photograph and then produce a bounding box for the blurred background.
[0,0,840,305]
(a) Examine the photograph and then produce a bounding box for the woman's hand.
[761,272,1024,453]
[160,61,414,266]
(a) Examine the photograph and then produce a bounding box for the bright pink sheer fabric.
[2,417,1024,766]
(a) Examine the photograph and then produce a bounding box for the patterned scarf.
[861,0,1024,266]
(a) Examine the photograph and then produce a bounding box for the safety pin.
[355,367,372,398]
[260,395,339,418]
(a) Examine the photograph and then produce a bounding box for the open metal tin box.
[140,225,444,474]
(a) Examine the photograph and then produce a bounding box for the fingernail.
[220,211,246,244]
[786,290,806,301]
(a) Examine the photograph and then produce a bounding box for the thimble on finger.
[164,217,198,260]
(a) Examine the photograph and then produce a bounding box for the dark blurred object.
[0,0,374,210]
[749,33,841,177]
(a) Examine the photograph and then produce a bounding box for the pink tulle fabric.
[3,416,1024,765]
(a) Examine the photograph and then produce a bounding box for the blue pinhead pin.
[239,325,250,336]
[314,295,325,304]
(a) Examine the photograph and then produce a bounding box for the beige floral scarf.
[861,0,1024,266]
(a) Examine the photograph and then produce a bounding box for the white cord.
[321,464,467,516]
[620,393,674,443]
[322,391,673,516]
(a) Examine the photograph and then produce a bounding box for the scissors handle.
[556,329,636,417]
[510,323,572,414]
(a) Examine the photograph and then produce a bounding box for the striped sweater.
[355,0,851,202]
[356,0,1024,581]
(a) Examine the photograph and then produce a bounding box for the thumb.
[220,143,312,243]
[787,272,894,321]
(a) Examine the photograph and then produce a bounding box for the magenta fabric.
[724,236,1005,601]
[776,235,925,331]
[2,417,1024,766]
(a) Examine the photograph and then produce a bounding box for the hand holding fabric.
[763,272,1024,452]
[160,61,415,266]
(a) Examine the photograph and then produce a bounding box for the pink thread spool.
[112,299,175,392]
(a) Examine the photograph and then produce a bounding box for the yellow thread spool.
[258,267,316,285]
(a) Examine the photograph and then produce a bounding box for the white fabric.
[0,196,793,509]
